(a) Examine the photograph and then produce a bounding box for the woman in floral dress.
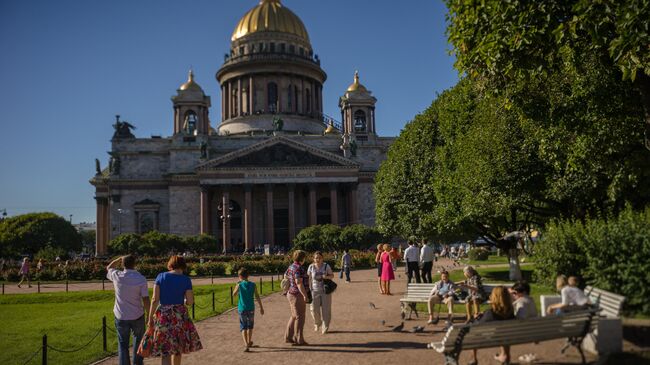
[146,255,202,364]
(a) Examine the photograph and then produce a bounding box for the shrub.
[292,225,323,252]
[340,224,386,251]
[35,246,68,261]
[468,248,490,261]
[0,212,82,257]
[534,206,650,316]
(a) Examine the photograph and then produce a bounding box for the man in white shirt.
[107,255,150,365]
[403,239,421,283]
[419,239,435,283]
[547,276,590,315]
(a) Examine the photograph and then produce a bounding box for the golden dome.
[347,71,368,92]
[232,0,310,43]
[180,70,203,92]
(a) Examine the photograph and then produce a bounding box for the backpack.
[280,268,291,294]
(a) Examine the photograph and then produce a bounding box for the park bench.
[399,282,507,319]
[428,309,600,365]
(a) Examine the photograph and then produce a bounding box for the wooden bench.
[399,282,507,319]
[582,286,626,354]
[428,309,600,365]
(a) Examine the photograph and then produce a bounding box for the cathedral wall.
[120,154,170,179]
[109,189,169,239]
[358,182,376,227]
[169,186,200,236]
[169,149,202,173]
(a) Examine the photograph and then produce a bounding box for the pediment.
[197,136,357,170]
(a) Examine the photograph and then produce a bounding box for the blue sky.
[0,0,459,223]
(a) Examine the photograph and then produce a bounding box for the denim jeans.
[114,316,145,365]
[339,266,350,281]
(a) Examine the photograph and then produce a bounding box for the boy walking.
[233,268,264,352]
[340,249,351,282]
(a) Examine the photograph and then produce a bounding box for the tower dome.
[232,0,310,43]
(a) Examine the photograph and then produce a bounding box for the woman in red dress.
[380,244,395,295]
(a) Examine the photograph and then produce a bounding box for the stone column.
[200,186,210,235]
[222,188,230,253]
[244,184,253,252]
[95,197,109,256]
[329,183,338,226]
[288,184,296,242]
[237,78,242,117]
[221,85,225,121]
[227,82,232,119]
[349,183,359,224]
[309,183,317,226]
[265,184,275,246]
[249,76,254,114]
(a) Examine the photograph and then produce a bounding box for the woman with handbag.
[143,255,202,364]
[285,250,311,346]
[307,251,334,334]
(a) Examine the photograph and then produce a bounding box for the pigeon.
[368,302,377,310]
[381,320,386,326]
[411,325,424,333]
[392,322,404,332]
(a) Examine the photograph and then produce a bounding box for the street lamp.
[0,209,6,221]
[69,214,73,223]
[117,208,129,236]
[217,203,233,254]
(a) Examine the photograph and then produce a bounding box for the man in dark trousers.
[403,238,421,283]
[420,239,435,283]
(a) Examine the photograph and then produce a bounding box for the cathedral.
[91,0,394,255]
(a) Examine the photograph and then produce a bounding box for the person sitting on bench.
[427,270,456,326]
[466,286,515,365]
[547,276,590,315]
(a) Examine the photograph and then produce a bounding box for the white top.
[107,268,149,320]
[420,244,435,263]
[561,286,589,306]
[307,263,333,293]
[404,245,420,263]
[513,295,538,319]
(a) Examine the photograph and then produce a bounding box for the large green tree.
[444,0,650,149]
[0,212,82,257]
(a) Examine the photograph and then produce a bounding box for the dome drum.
[217,114,327,136]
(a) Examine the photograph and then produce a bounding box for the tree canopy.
[0,212,82,257]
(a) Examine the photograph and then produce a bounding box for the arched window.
[267,82,278,113]
[354,110,366,132]
[287,85,293,111]
[184,111,198,135]
[138,212,155,234]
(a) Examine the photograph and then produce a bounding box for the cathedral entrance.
[274,208,289,248]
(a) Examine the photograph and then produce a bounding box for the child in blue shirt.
[233,267,264,352]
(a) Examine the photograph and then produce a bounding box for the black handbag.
[323,279,337,294]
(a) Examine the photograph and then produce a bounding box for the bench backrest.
[437,310,598,353]
[585,286,626,318]
[404,282,508,299]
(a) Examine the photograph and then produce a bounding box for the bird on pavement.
[411,326,424,333]
[381,320,386,326]
[392,322,404,332]
[368,302,377,309]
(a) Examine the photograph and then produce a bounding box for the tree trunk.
[508,248,522,281]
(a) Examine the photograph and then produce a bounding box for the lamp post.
[69,214,73,223]
[117,208,129,236]
[0,209,6,221]
[217,202,233,254]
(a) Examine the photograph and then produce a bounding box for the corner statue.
[95,159,102,176]
[272,116,284,132]
[112,115,136,139]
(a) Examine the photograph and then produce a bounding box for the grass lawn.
[0,280,280,365]
[413,265,555,316]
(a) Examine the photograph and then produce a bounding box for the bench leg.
[443,352,459,365]
[400,303,406,320]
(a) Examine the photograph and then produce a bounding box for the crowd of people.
[18,242,594,365]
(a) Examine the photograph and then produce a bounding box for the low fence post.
[211,275,214,284]
[230,286,234,306]
[65,280,69,293]
[102,279,105,291]
[102,316,107,352]
[38,281,41,294]
[212,291,215,312]
[260,277,263,295]
[192,302,195,319]
[2,283,4,295]
[42,334,47,365]
[271,276,274,291]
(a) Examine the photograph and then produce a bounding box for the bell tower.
[172,70,212,135]
[339,71,377,141]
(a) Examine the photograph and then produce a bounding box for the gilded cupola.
[232,0,310,43]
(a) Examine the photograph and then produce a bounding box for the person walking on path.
[107,255,150,365]
[404,239,421,283]
[17,257,31,288]
[285,250,310,346]
[146,255,202,365]
[375,244,384,294]
[308,251,334,334]
[420,239,435,283]
[380,244,395,295]
[233,267,264,352]
[339,249,352,282]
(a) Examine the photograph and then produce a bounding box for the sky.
[0,0,459,224]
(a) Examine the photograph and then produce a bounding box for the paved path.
[98,265,596,365]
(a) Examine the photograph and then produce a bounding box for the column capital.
[265,183,275,191]
[328,182,338,190]
[200,185,211,193]
[244,184,253,192]
[287,183,296,191]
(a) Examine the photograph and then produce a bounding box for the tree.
[444,0,650,149]
[339,224,386,251]
[0,212,82,257]
[79,230,96,254]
